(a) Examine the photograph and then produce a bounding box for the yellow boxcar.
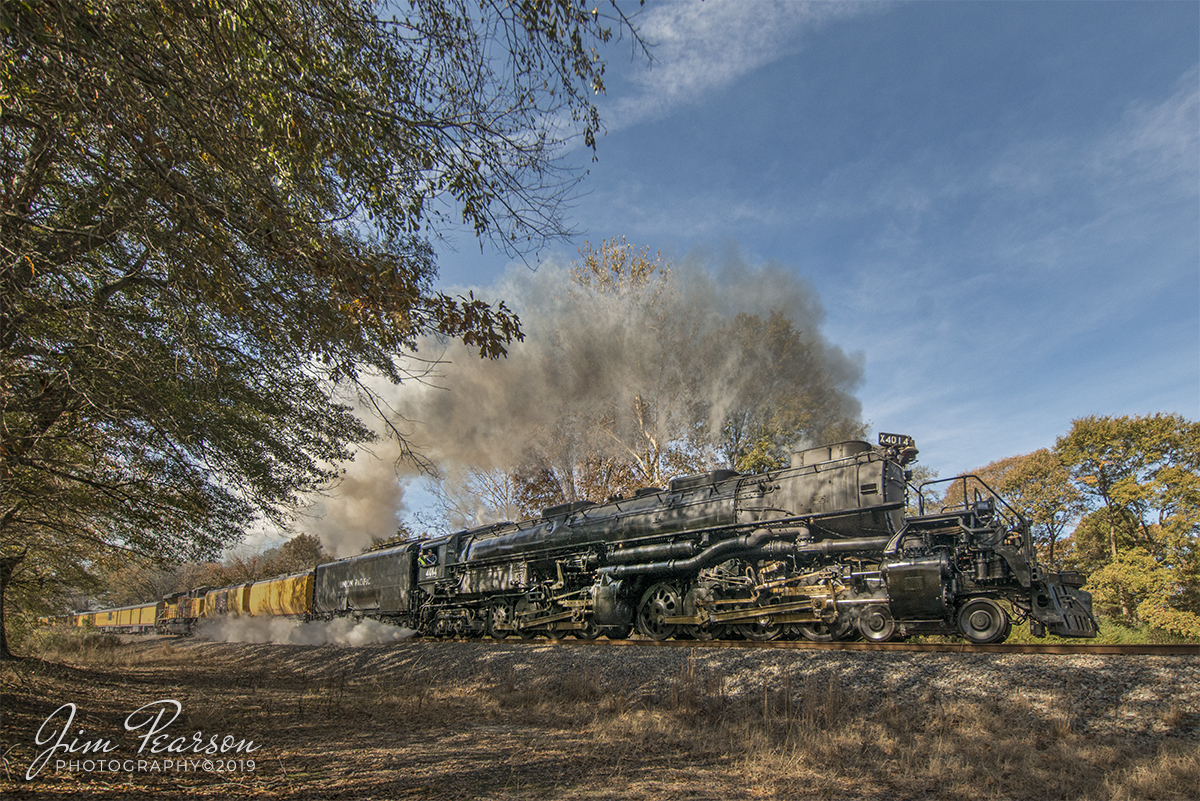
[120,603,157,630]
[205,584,251,617]
[137,603,158,628]
[248,572,313,617]
[90,603,159,632]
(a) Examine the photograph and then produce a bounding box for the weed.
[3,639,1194,800]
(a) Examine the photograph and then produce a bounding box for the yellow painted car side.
[137,603,159,627]
[248,572,314,617]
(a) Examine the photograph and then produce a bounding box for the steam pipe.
[792,536,891,556]
[605,541,696,565]
[596,527,808,579]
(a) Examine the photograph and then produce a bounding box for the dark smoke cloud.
[301,440,408,556]
[403,246,863,492]
[299,244,864,549]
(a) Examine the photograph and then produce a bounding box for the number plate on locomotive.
[878,432,915,449]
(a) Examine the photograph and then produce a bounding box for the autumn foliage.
[946,414,1199,638]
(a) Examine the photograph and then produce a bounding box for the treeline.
[92,529,424,609]
[941,413,1198,637]
[95,534,334,608]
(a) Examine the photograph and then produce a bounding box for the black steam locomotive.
[67,436,1097,644]
[310,436,1097,644]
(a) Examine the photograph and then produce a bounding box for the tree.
[259,533,331,576]
[904,464,941,518]
[430,465,530,529]
[100,562,187,607]
[563,239,710,491]
[0,0,642,657]
[1000,450,1086,566]
[1056,414,1200,636]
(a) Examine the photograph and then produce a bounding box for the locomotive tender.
[68,436,1096,645]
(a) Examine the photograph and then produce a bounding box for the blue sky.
[426,0,1198,481]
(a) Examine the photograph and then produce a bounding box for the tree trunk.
[0,551,27,660]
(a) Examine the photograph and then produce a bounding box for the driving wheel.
[573,616,602,640]
[602,623,633,639]
[736,601,783,641]
[488,600,513,640]
[683,586,728,641]
[637,583,681,641]
[796,617,854,642]
[514,597,538,640]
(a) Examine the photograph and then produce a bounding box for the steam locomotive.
[66,436,1097,645]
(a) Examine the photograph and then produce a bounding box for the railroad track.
[512,637,1199,656]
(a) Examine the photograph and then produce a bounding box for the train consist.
[63,437,1098,645]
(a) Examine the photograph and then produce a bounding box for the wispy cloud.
[603,0,881,130]
[1090,66,1199,192]
[814,66,1199,472]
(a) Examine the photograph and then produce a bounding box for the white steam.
[196,616,417,646]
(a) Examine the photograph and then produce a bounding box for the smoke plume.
[400,245,864,520]
[301,439,408,556]
[298,243,865,544]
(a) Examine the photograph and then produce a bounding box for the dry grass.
[1,635,1196,800]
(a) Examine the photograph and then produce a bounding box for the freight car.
[63,436,1098,645]
[155,571,314,634]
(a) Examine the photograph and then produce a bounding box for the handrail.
[913,474,1033,565]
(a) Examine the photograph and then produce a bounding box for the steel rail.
[514,638,1199,656]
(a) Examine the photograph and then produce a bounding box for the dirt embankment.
[2,637,1198,800]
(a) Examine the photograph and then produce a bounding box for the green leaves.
[956,414,1198,638]
[1055,414,1200,636]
